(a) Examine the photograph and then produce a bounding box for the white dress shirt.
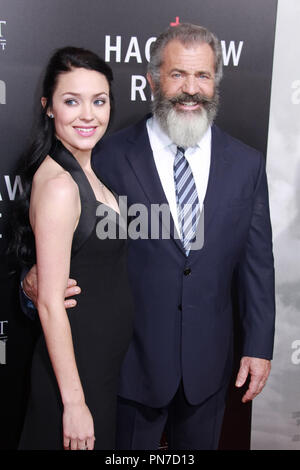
[146,116,211,236]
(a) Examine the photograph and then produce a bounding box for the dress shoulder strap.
[49,139,97,257]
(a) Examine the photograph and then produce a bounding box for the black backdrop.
[0,0,278,450]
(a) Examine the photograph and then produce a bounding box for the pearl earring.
[48,113,54,119]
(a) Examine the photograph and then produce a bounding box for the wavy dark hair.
[10,46,114,267]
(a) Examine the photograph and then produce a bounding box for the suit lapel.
[188,124,230,263]
[124,119,229,258]
[204,124,230,230]
[125,117,184,254]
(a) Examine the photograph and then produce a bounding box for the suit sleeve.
[237,153,275,359]
[19,267,37,320]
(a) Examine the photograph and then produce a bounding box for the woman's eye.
[65,99,77,106]
[94,99,105,106]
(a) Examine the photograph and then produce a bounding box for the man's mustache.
[169,93,213,105]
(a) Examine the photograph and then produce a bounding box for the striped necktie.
[174,146,201,255]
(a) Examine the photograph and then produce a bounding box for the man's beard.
[152,87,219,148]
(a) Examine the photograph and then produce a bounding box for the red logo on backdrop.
[170,17,180,27]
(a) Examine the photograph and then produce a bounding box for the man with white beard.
[23,23,275,450]
[149,43,219,149]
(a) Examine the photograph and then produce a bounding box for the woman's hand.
[63,402,95,450]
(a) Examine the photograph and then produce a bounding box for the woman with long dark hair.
[15,47,133,450]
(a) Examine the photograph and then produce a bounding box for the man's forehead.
[161,40,215,68]
[164,38,212,51]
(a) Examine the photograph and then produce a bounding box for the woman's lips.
[74,126,97,137]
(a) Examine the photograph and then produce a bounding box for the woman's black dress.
[18,140,133,450]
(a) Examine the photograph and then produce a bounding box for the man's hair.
[148,23,223,86]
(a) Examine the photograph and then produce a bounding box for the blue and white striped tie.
[174,146,201,255]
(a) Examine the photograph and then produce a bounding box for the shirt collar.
[147,115,173,152]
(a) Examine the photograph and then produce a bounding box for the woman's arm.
[30,173,94,450]
[21,264,80,315]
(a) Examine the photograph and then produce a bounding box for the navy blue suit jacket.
[92,116,275,407]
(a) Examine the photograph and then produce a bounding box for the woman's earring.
[48,113,54,119]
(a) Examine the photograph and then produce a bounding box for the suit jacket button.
[184,268,191,276]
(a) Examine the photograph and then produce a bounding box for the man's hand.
[23,264,81,309]
[235,356,271,403]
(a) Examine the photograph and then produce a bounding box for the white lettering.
[0,321,8,336]
[145,37,157,62]
[0,320,7,365]
[124,37,142,63]
[0,21,6,37]
[95,204,118,240]
[291,80,300,104]
[128,203,148,239]
[104,35,156,64]
[4,175,23,200]
[0,339,6,365]
[131,75,147,101]
[221,40,244,66]
[0,79,6,104]
[291,340,300,365]
[150,204,172,240]
[104,36,244,68]
[105,454,140,467]
[105,35,121,62]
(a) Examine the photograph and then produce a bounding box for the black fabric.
[18,141,134,449]
[50,139,101,256]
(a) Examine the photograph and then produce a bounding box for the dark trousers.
[116,381,228,450]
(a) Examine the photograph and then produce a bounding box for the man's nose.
[182,75,200,95]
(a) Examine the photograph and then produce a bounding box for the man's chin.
[152,94,216,147]
[165,110,210,148]
[174,109,203,118]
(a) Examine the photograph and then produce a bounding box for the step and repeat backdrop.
[251,0,300,450]
[0,0,297,451]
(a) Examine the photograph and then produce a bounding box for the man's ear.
[146,72,156,94]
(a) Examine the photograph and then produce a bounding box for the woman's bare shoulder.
[32,155,79,202]
[30,156,81,230]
